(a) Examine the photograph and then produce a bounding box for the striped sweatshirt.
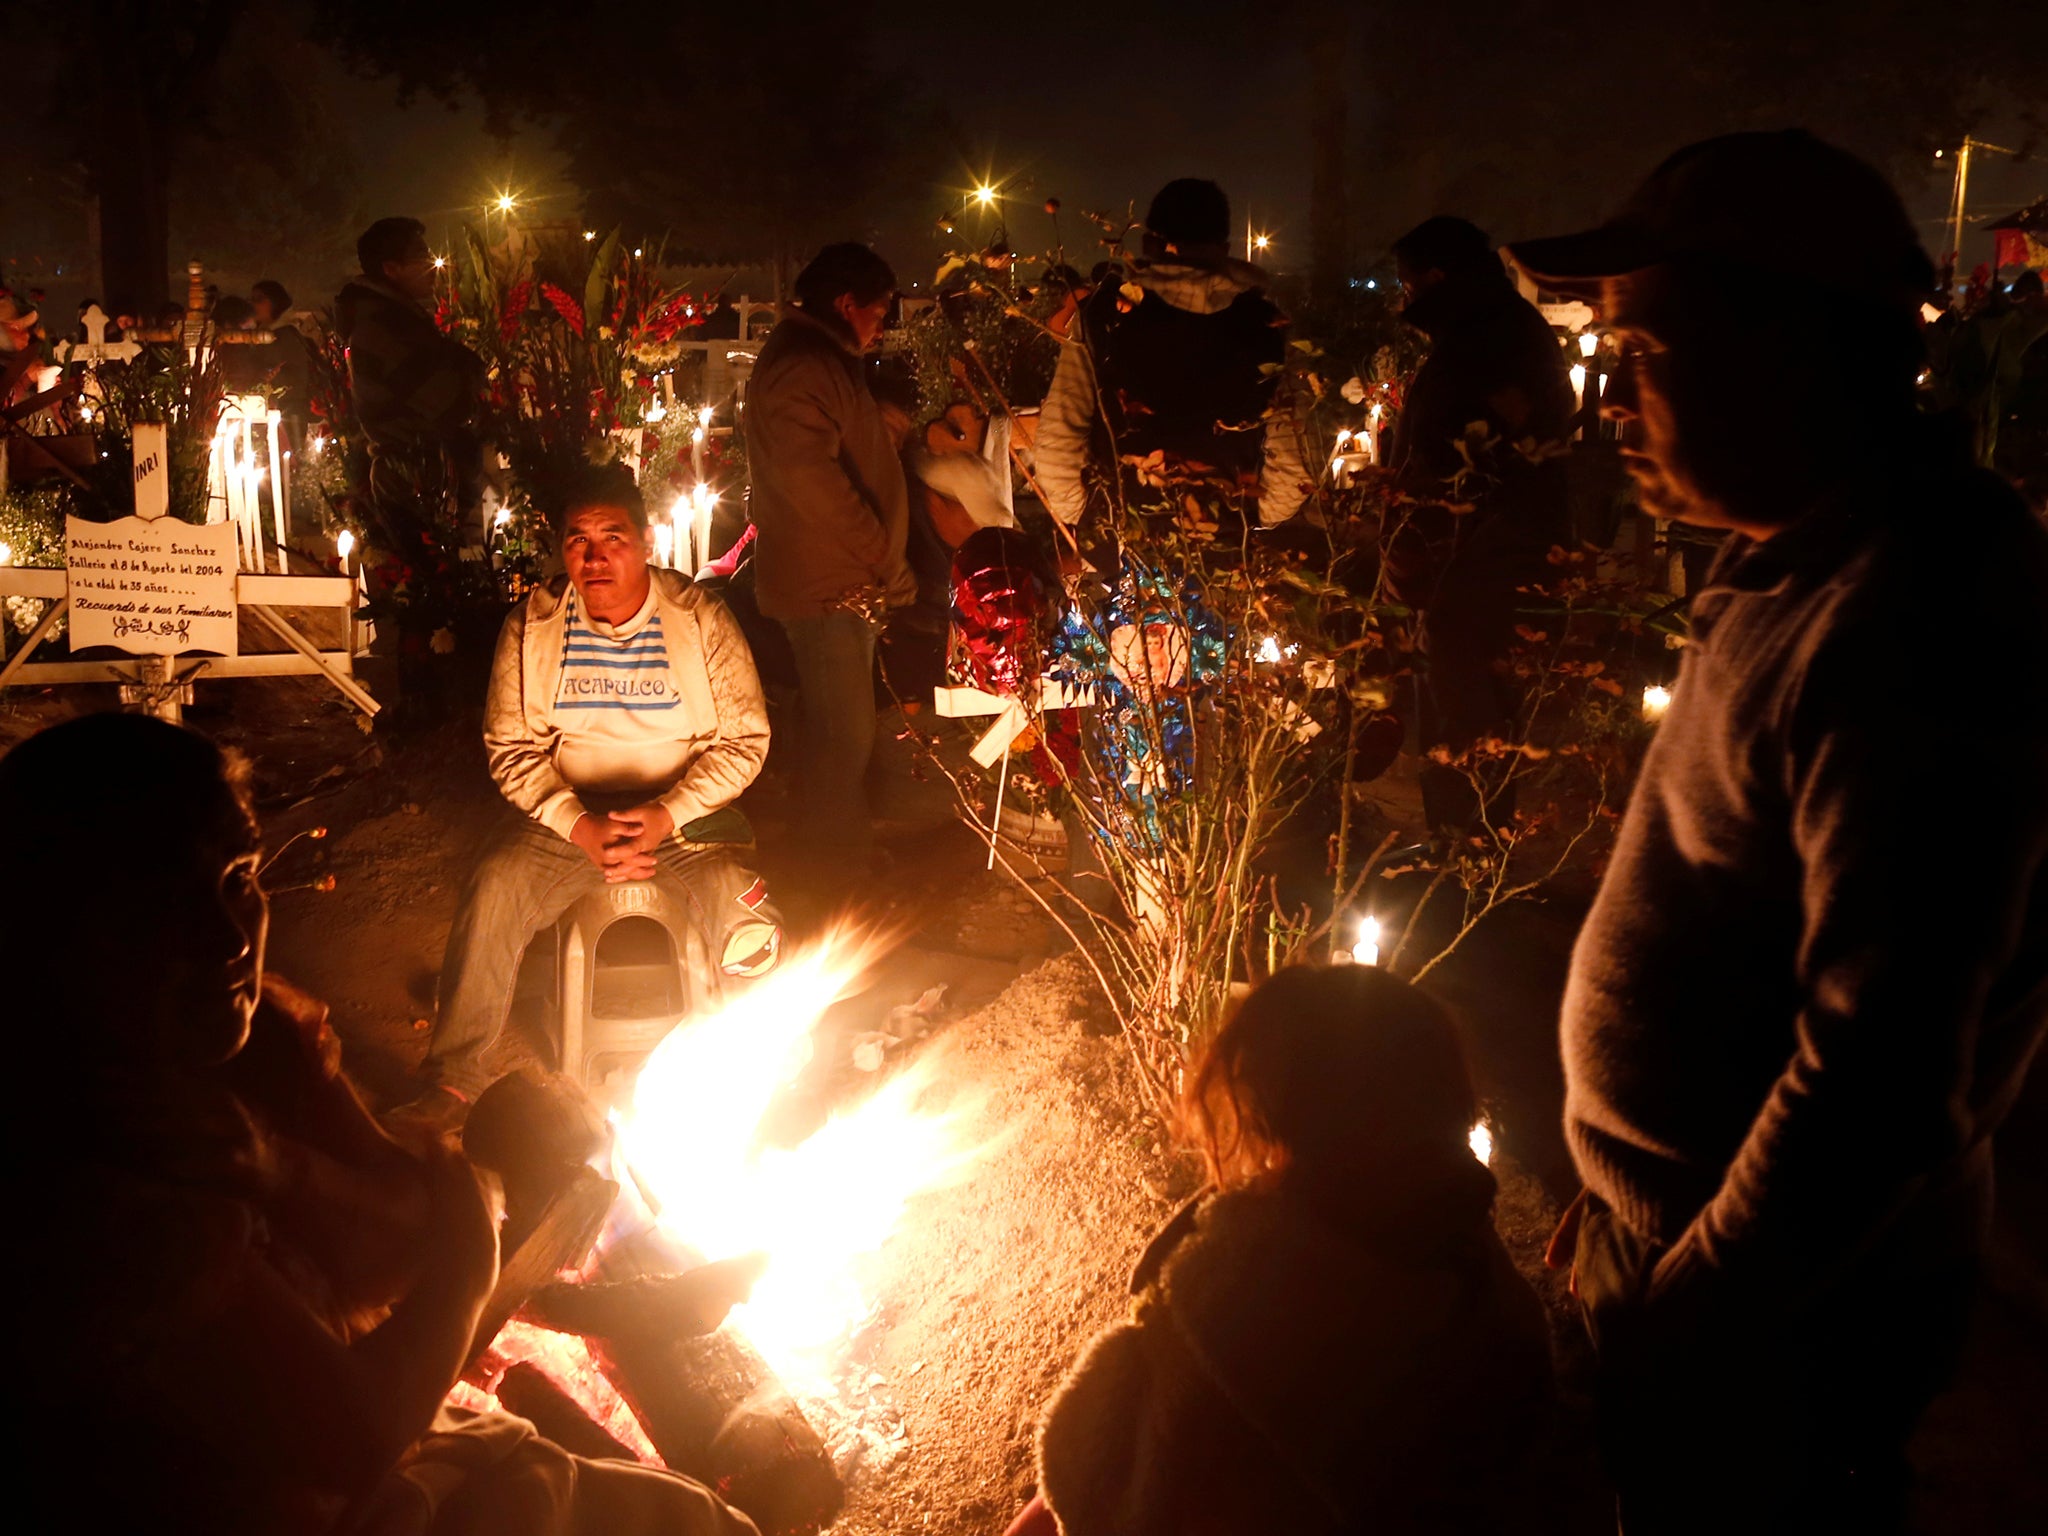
[551,588,693,808]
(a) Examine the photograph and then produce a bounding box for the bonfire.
[453,928,985,1534]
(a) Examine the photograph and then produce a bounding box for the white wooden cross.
[54,305,143,369]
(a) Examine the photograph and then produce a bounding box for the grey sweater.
[1561,458,2048,1313]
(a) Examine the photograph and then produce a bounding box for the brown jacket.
[745,307,913,619]
[483,569,769,840]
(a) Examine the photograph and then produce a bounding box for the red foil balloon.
[950,526,1047,699]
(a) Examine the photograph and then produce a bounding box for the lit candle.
[690,484,717,574]
[1569,363,1587,417]
[1255,634,1283,664]
[1353,915,1381,967]
[1468,1122,1494,1166]
[335,528,355,563]
[1642,684,1672,722]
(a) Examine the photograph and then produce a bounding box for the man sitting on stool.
[419,466,779,1110]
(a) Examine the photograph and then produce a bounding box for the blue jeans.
[425,812,774,1095]
[778,610,879,866]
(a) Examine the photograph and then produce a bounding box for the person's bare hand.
[601,803,673,884]
[568,813,613,872]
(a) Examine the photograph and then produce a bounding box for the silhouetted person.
[4,714,761,1536]
[1386,215,1574,836]
[1013,965,1552,1536]
[334,217,486,721]
[1036,177,1310,534]
[247,278,313,419]
[698,293,741,340]
[211,295,269,394]
[746,242,911,891]
[1512,131,2048,1533]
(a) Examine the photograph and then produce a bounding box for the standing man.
[1034,177,1311,534]
[417,468,779,1112]
[335,217,486,719]
[746,242,912,890]
[1386,215,1574,835]
[1512,132,2048,1532]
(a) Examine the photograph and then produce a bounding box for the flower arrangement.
[442,230,704,529]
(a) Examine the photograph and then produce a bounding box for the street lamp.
[973,184,998,209]
[494,192,517,214]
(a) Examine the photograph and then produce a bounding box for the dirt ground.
[4,673,2044,1534]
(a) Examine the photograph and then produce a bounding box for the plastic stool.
[556,879,719,1090]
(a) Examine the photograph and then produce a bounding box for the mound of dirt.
[827,954,1182,1535]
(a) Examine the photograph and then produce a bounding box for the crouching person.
[421,466,781,1110]
[1023,965,1554,1536]
[9,713,760,1536]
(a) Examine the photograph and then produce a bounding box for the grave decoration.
[1048,560,1227,846]
[0,308,376,720]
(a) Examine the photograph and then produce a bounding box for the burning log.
[496,1362,639,1462]
[527,1254,767,1341]
[588,1237,843,1535]
[467,1165,618,1370]
[593,1323,844,1536]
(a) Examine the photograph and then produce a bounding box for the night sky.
[3,0,2040,315]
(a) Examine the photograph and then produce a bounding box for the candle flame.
[1353,915,1381,967]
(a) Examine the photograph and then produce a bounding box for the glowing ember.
[615,930,983,1395]
[473,1319,664,1462]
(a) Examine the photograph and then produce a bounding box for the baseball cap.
[1507,130,1936,308]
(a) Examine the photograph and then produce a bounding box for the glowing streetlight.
[1578,330,1599,358]
[494,192,517,213]
[1252,232,1272,253]
[431,256,447,270]
[973,184,998,208]
[583,230,596,242]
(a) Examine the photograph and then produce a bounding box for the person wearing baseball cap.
[1521,132,2048,1532]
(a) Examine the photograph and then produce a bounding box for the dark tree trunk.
[95,107,174,318]
[80,0,245,318]
[1308,12,1350,310]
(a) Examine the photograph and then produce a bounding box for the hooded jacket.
[745,307,913,620]
[332,275,483,452]
[483,568,768,841]
[1035,260,1312,527]
[1038,1164,1554,1536]
[1388,263,1573,553]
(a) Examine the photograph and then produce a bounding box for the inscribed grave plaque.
[64,515,239,656]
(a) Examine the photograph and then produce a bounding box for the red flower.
[540,282,586,338]
[499,280,533,342]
